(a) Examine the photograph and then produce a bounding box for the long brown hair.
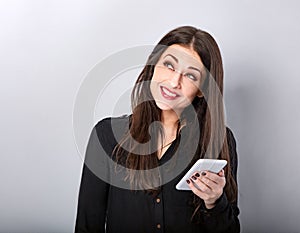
[114,26,237,216]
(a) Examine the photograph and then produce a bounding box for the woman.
[75,26,240,233]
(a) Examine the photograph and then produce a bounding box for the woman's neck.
[161,110,179,138]
[157,110,180,160]
[161,110,180,133]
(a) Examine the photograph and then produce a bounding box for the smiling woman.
[150,44,205,113]
[75,26,240,233]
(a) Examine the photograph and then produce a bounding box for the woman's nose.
[169,71,182,88]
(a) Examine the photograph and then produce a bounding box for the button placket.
[154,191,164,232]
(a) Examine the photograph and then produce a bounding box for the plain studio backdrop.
[1,0,299,232]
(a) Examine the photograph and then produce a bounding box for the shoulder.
[86,114,131,157]
[225,126,238,174]
[95,114,131,129]
[225,127,237,149]
[93,114,131,143]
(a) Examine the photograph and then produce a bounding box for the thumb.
[218,169,225,177]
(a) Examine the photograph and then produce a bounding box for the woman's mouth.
[160,86,179,100]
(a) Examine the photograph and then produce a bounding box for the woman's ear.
[196,90,203,98]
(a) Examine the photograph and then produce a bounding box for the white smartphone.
[176,159,227,190]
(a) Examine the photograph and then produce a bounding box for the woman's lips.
[160,86,179,100]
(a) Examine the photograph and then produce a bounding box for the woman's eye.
[185,73,197,81]
[163,61,175,71]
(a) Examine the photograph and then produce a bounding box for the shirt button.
[157,224,161,229]
[156,198,161,203]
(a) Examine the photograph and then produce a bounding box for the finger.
[186,179,208,199]
[218,169,225,177]
[203,171,224,184]
[201,176,219,190]
[201,171,226,190]
[190,175,212,193]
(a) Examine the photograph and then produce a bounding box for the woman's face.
[150,44,206,114]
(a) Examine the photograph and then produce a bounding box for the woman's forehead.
[160,44,204,69]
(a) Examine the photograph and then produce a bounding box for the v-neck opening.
[158,137,178,164]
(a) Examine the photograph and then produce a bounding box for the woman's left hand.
[186,169,226,209]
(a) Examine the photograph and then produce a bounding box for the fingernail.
[186,180,190,184]
[201,172,206,176]
[195,173,200,177]
[192,176,197,180]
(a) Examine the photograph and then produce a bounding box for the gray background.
[1,0,299,232]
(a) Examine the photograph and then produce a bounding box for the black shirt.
[75,115,240,233]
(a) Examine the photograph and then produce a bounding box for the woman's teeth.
[162,87,177,97]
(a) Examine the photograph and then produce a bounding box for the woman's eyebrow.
[163,53,202,75]
[188,66,202,76]
[163,54,178,63]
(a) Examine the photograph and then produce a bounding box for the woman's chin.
[155,101,184,114]
[156,102,174,111]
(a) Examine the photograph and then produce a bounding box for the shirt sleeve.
[198,127,240,233]
[74,122,111,233]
